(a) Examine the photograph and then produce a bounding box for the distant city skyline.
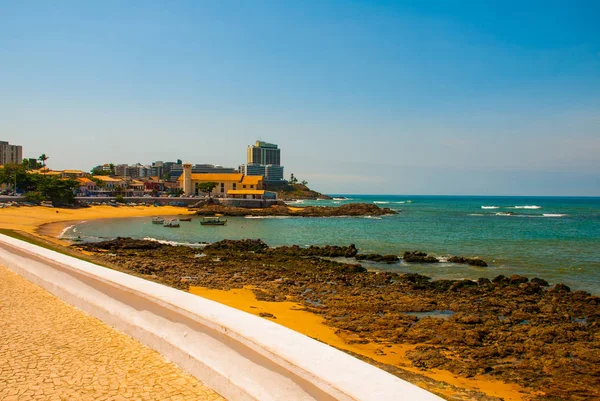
[2,1,599,196]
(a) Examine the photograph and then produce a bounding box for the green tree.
[38,154,49,168]
[0,163,35,193]
[91,167,111,176]
[36,177,78,206]
[109,163,115,175]
[300,180,308,186]
[24,192,45,204]
[197,182,217,197]
[289,173,298,184]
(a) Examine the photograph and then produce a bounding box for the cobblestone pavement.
[0,265,226,401]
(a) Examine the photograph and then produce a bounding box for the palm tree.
[38,154,49,177]
[38,154,48,168]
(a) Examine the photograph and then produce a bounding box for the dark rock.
[259,312,277,319]
[75,237,165,252]
[273,244,358,258]
[403,251,439,263]
[449,280,478,292]
[355,254,399,263]
[531,277,549,287]
[491,275,509,284]
[477,277,491,286]
[400,273,432,284]
[509,275,529,285]
[205,239,269,253]
[448,256,488,267]
[550,283,571,293]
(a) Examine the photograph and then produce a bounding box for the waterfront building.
[0,141,23,166]
[125,179,145,196]
[241,140,285,182]
[169,163,236,181]
[247,141,281,166]
[265,165,284,181]
[76,177,96,196]
[92,175,125,194]
[61,170,86,179]
[239,163,265,177]
[179,163,263,197]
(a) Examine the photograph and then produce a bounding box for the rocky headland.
[192,202,397,217]
[74,238,600,400]
[268,182,332,200]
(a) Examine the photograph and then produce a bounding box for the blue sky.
[1,0,599,195]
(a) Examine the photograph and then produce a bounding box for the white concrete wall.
[0,234,443,401]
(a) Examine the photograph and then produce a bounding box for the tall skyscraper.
[243,140,284,182]
[247,141,281,166]
[0,141,23,166]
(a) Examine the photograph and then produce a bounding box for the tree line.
[0,154,78,206]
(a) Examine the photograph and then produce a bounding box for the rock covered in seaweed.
[447,256,488,267]
[403,251,439,263]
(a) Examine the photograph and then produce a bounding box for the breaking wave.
[373,201,390,204]
[543,214,566,217]
[514,205,541,209]
[143,237,207,247]
[59,224,76,238]
[481,206,499,209]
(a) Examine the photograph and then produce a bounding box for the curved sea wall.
[0,234,442,401]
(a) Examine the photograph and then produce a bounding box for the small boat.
[163,219,180,228]
[200,217,227,226]
[152,217,164,224]
[180,217,192,222]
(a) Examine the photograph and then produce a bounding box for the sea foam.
[59,224,76,238]
[143,237,207,247]
[515,205,541,209]
[481,206,499,209]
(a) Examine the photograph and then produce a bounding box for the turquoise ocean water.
[64,196,600,294]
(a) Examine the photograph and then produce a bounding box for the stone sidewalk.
[0,265,226,401]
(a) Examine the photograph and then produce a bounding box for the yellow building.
[178,163,263,197]
[61,170,86,179]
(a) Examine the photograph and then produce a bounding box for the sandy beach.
[0,204,195,244]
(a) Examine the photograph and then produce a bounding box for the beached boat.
[163,219,180,228]
[152,217,164,224]
[180,217,192,222]
[200,217,227,226]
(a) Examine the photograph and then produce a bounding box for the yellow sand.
[0,205,194,244]
[191,286,532,401]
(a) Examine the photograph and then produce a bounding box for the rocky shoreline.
[191,202,397,217]
[72,237,600,400]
